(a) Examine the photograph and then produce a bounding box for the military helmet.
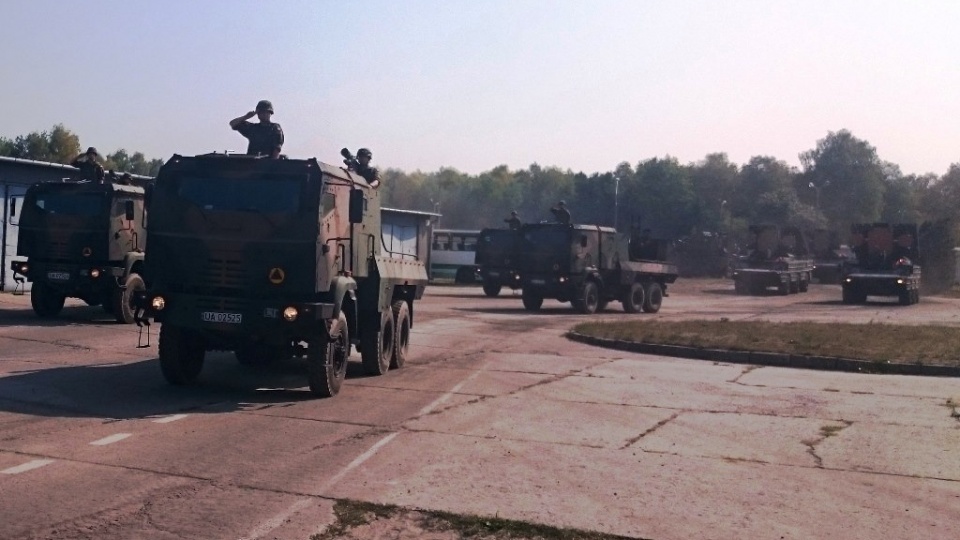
[357,148,372,158]
[558,200,566,206]
[256,100,274,113]
[85,146,100,157]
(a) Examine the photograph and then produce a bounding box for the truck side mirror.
[124,200,136,221]
[8,198,15,218]
[349,189,365,224]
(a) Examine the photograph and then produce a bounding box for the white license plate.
[202,311,242,324]
[47,272,70,281]
[531,278,546,285]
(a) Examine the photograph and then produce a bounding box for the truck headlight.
[282,306,298,322]
[151,296,166,310]
[90,268,101,278]
[896,279,904,284]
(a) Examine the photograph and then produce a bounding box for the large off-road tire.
[898,289,912,306]
[482,281,502,297]
[789,277,800,294]
[572,281,600,314]
[597,299,609,312]
[734,279,747,295]
[307,312,349,398]
[113,272,145,324]
[361,308,395,376]
[622,282,645,313]
[31,281,65,318]
[235,340,281,366]
[777,281,790,296]
[798,278,809,293]
[521,290,543,311]
[159,325,205,385]
[642,282,664,313]
[391,300,411,369]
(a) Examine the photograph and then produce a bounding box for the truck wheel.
[159,325,205,385]
[31,281,65,318]
[789,278,800,294]
[622,282,645,313]
[734,279,747,295]
[235,340,279,366]
[308,312,349,398]
[798,278,809,293]
[642,282,663,313]
[573,281,600,314]
[777,281,790,296]
[113,273,145,324]
[597,299,609,312]
[361,309,395,375]
[913,289,920,304]
[898,289,912,306]
[482,282,502,297]
[521,290,543,311]
[391,300,411,369]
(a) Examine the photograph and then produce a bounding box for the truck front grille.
[200,253,244,288]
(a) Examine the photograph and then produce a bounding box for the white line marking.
[244,364,489,540]
[89,433,132,446]
[153,414,189,424]
[2,459,55,475]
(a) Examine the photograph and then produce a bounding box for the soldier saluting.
[229,100,284,158]
[550,200,570,224]
[70,147,105,182]
[504,211,521,230]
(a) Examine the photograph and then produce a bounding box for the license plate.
[202,311,242,324]
[47,272,70,281]
[531,278,546,285]
[488,271,500,277]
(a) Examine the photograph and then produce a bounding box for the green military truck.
[133,153,427,398]
[517,222,678,314]
[10,179,147,323]
[841,223,920,305]
[475,228,522,297]
[730,225,814,295]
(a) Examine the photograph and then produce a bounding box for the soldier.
[229,100,284,158]
[504,211,521,230]
[353,148,381,188]
[550,200,570,224]
[70,147,105,182]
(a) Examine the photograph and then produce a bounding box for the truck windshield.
[177,175,302,213]
[33,192,104,216]
[523,227,568,250]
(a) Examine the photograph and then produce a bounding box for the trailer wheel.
[307,312,349,398]
[622,282,645,313]
[113,273,144,324]
[482,281,502,297]
[159,325,205,385]
[642,282,663,313]
[391,300,411,369]
[521,290,543,311]
[573,281,600,314]
[31,281,65,318]
[361,309,395,375]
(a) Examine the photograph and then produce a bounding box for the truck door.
[2,184,29,292]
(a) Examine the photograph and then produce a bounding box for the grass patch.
[571,320,960,367]
[312,499,640,540]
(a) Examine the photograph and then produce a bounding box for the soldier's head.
[255,100,274,122]
[85,147,101,162]
[558,200,566,207]
[510,211,518,216]
[357,148,372,166]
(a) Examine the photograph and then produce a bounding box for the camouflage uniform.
[71,147,105,182]
[504,212,521,230]
[233,100,284,157]
[550,202,570,224]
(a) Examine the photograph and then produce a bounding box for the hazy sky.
[3,0,958,176]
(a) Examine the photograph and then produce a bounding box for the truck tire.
[159,325,205,385]
[798,278,809,293]
[573,281,600,314]
[734,279,747,295]
[521,290,543,311]
[913,289,921,304]
[31,281,65,318]
[482,281,502,297]
[777,281,790,296]
[642,282,663,313]
[391,300,410,369]
[789,277,800,294]
[361,309,395,376]
[307,312,349,398]
[113,273,145,324]
[898,289,912,306]
[622,282,645,313]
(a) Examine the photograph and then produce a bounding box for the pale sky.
[2,0,958,176]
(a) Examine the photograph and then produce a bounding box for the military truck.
[841,223,920,305]
[730,225,814,295]
[516,222,678,314]
[475,228,522,297]
[133,153,427,398]
[9,179,147,323]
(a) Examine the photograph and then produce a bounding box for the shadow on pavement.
[0,303,121,328]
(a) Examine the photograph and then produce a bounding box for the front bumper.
[483,269,522,288]
[10,260,121,293]
[842,273,919,296]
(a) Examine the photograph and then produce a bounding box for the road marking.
[89,433,132,446]
[244,364,489,540]
[153,414,189,424]
[2,459,55,475]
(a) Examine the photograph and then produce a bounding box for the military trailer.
[475,228,522,297]
[133,154,428,398]
[841,223,920,305]
[730,225,814,295]
[9,179,147,323]
[516,222,678,314]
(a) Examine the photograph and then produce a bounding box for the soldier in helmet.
[229,100,284,158]
[550,200,570,224]
[70,146,105,182]
[504,211,521,230]
[353,148,381,188]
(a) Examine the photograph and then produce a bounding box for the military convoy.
[475,228,522,297]
[841,223,921,305]
[132,153,427,397]
[513,222,678,314]
[10,179,147,323]
[730,225,814,295]
[807,228,846,284]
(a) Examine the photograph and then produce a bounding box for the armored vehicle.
[475,228,522,297]
[807,228,846,284]
[730,225,814,295]
[10,179,147,323]
[517,222,678,314]
[841,223,920,305]
[133,154,427,398]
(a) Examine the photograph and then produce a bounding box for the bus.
[430,229,480,283]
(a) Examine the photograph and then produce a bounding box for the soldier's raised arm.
[229,110,256,129]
